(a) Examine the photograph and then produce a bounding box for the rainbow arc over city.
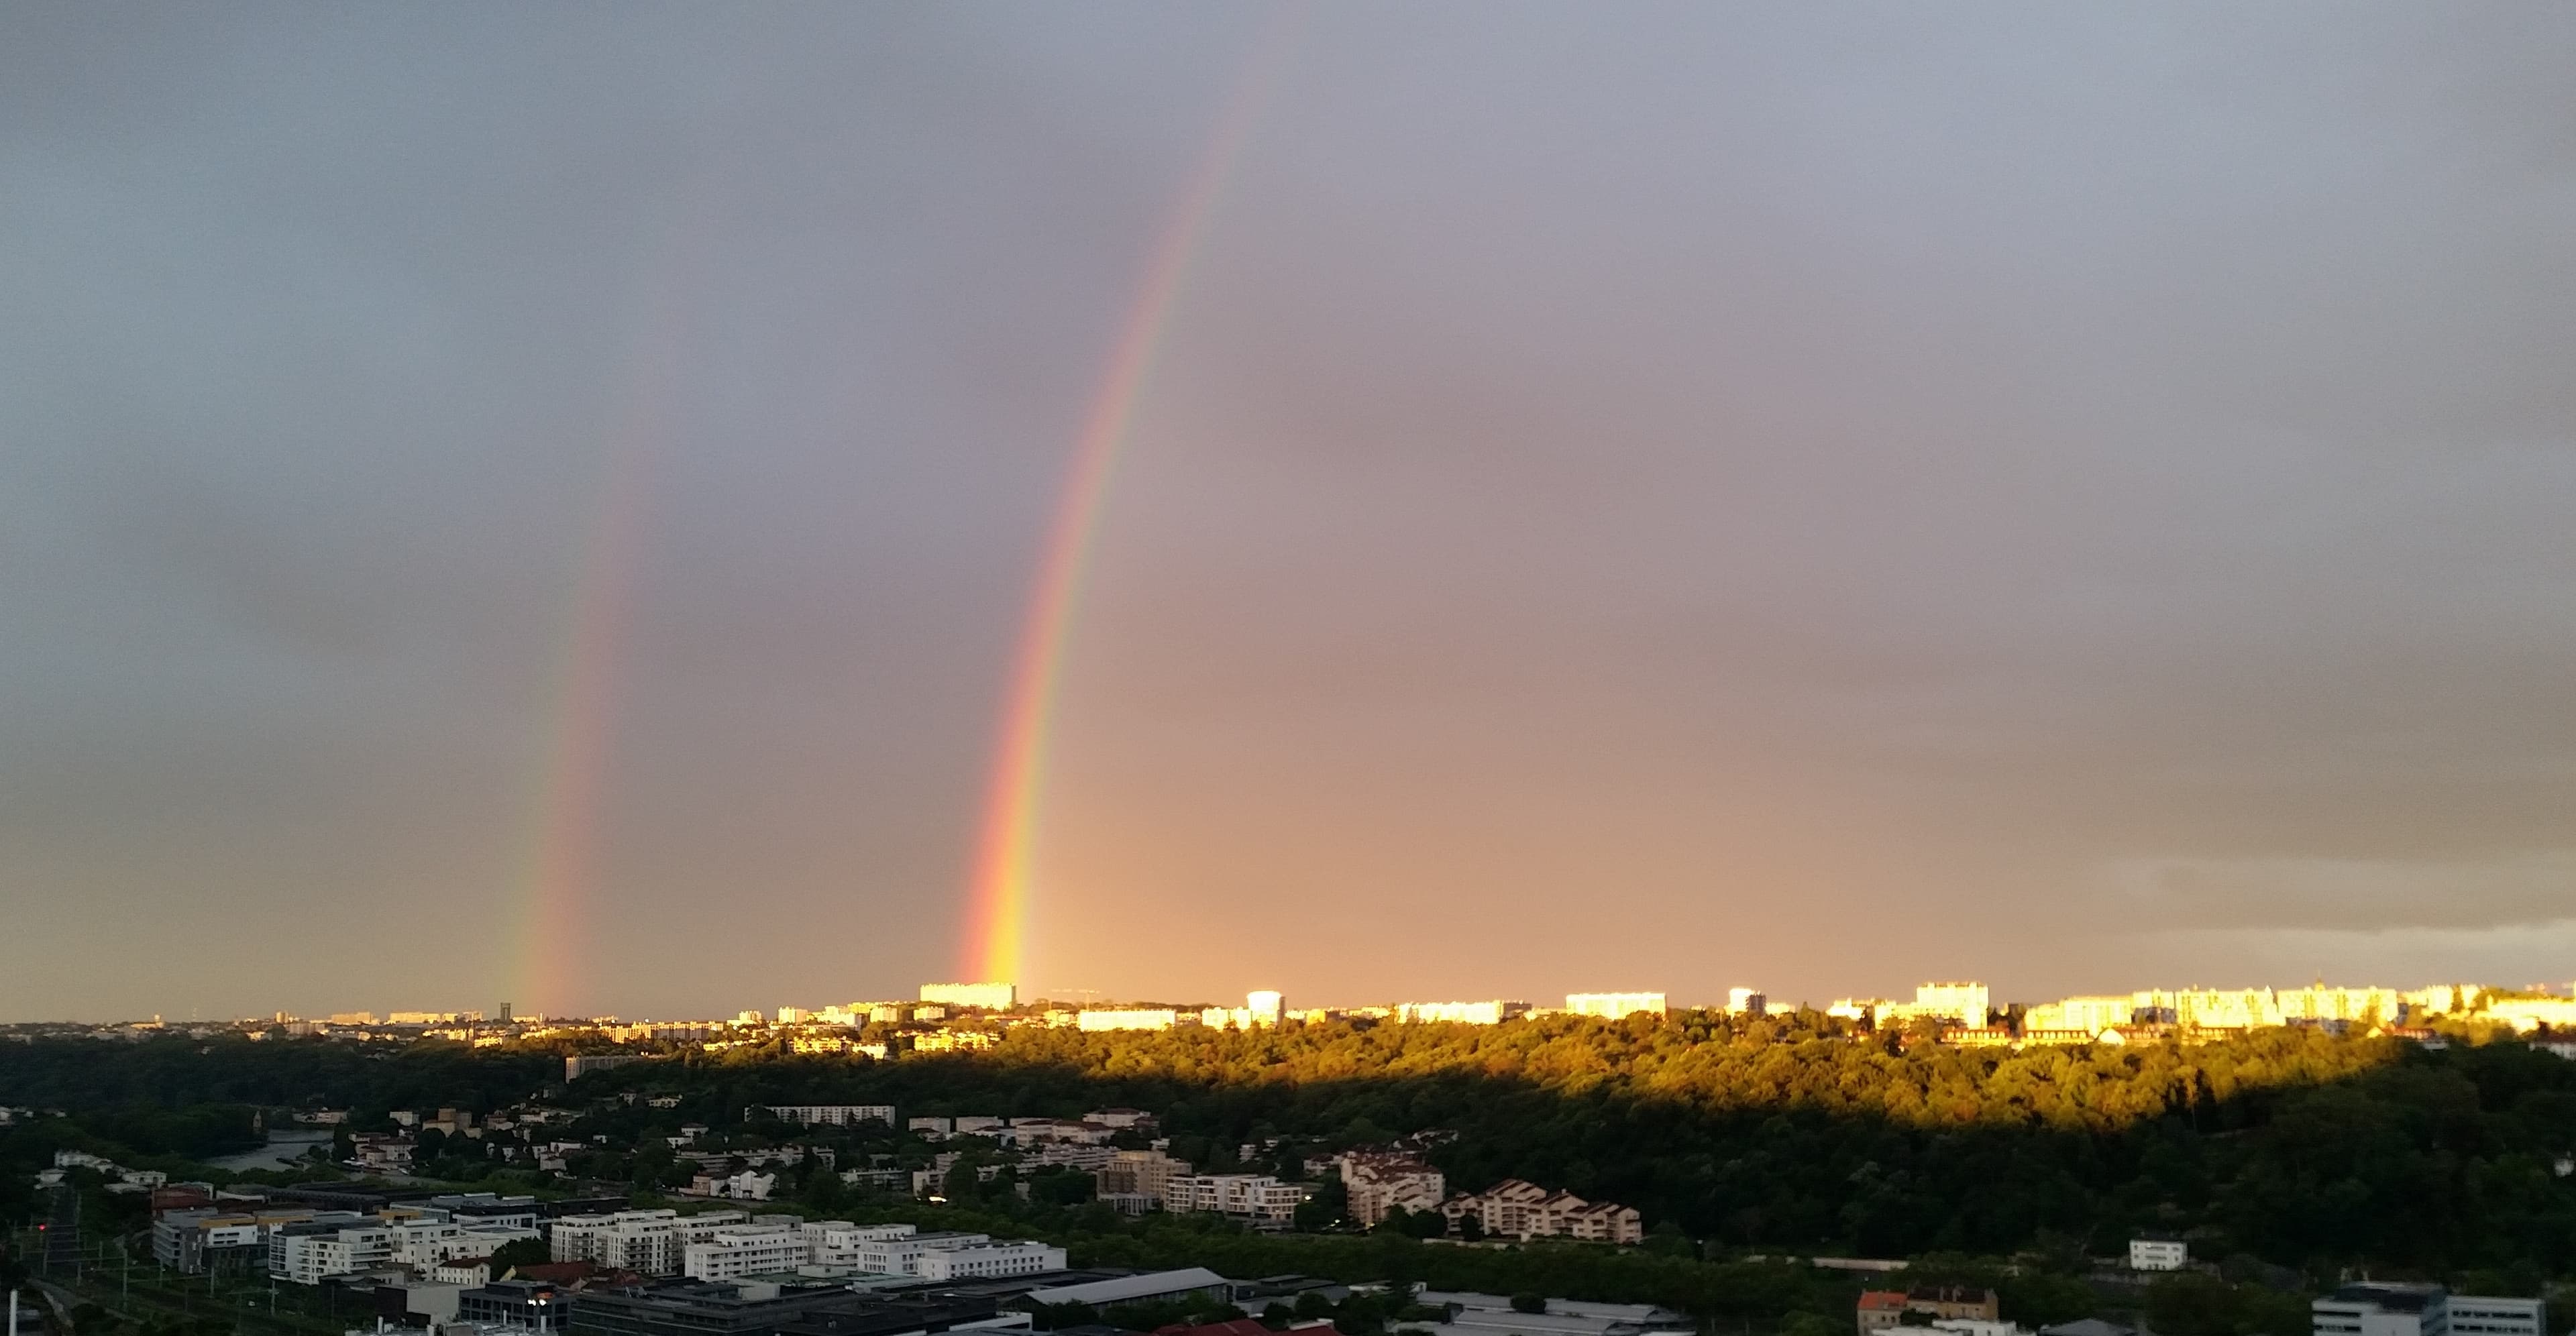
[958,23,1301,989]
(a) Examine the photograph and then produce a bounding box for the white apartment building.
[2484,998,2576,1033]
[912,1240,1066,1280]
[855,1230,991,1276]
[684,1225,806,1280]
[1339,1153,1446,1225]
[1441,1178,1645,1245]
[1884,983,1990,1028]
[920,982,1018,1010]
[1394,1001,1529,1025]
[274,1225,395,1284]
[1162,1174,1307,1228]
[391,1220,541,1267]
[910,1117,955,1138]
[1079,1009,1179,1032]
[2128,1238,2187,1272]
[1566,993,1666,1020]
[1726,989,1768,1017]
[759,1105,896,1127]
[2026,996,2139,1032]
[550,1209,747,1276]
[802,1221,917,1268]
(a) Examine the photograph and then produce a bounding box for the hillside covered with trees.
[4,1013,2573,1281]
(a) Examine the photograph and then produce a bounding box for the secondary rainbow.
[960,21,1301,987]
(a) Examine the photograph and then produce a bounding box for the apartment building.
[912,1240,1066,1280]
[272,1223,396,1284]
[1162,1174,1307,1229]
[1882,983,1991,1028]
[853,1230,991,1275]
[1338,1152,1446,1225]
[1393,1001,1531,1025]
[1440,1179,1644,1245]
[1095,1148,1191,1204]
[551,1209,748,1276]
[1726,989,1768,1017]
[682,1225,806,1280]
[920,982,1018,1010]
[800,1221,917,1268]
[1566,993,1666,1020]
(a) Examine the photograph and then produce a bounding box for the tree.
[488,1237,551,1277]
[1510,1294,1546,1315]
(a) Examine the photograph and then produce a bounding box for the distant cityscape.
[19,975,2576,1052]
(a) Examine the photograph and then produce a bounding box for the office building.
[2315,1284,2450,1336]
[2450,1297,2545,1336]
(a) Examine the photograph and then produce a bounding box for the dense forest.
[4,1013,2573,1282]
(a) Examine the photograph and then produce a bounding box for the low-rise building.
[683,1224,807,1280]
[1022,1269,1232,1312]
[551,1209,748,1276]
[2128,1238,2186,1272]
[1163,1174,1307,1229]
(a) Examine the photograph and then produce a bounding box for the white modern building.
[1565,993,1666,1020]
[2315,1286,2453,1336]
[855,1230,991,1275]
[682,1225,806,1280]
[913,1240,1065,1280]
[550,1209,747,1276]
[1161,1173,1307,1228]
[802,1221,918,1268]
[2128,1238,2186,1272]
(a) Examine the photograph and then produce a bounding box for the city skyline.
[7,6,2576,1021]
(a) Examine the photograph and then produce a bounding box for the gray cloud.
[3,3,2572,1019]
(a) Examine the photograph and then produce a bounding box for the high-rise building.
[1726,988,1767,1017]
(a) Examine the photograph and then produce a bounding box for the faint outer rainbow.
[961,18,1303,988]
[511,261,685,1019]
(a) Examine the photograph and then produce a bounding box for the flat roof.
[1024,1269,1230,1307]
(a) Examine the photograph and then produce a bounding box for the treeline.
[4,1017,2575,1277]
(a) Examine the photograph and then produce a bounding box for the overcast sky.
[5,4,2573,1021]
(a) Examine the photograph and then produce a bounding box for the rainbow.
[959,19,1303,988]
[510,259,690,1019]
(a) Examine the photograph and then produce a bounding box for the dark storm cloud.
[3,3,2571,1019]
